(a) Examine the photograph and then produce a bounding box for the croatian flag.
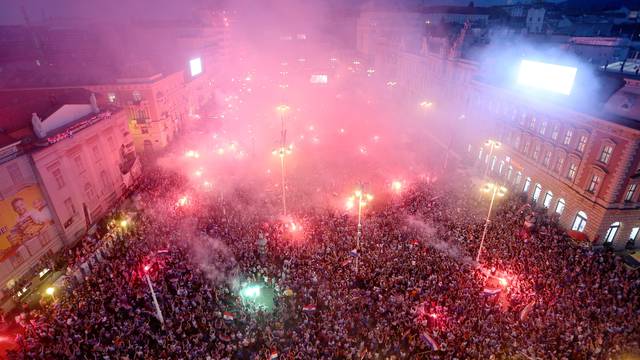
[269,350,279,359]
[223,312,234,321]
[302,304,316,312]
[349,249,359,257]
[482,288,501,296]
[420,331,441,351]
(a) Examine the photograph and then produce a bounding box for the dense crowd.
[7,167,640,359]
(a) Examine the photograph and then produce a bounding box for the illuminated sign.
[517,60,577,95]
[310,75,328,84]
[189,57,203,77]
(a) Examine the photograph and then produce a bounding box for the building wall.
[31,109,140,243]
[0,152,65,289]
[469,81,640,248]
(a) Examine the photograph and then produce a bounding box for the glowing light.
[345,198,355,210]
[276,104,290,113]
[391,180,403,193]
[352,60,360,65]
[203,181,212,189]
[185,150,200,158]
[498,277,508,287]
[189,57,202,77]
[386,81,397,87]
[120,220,128,228]
[311,137,320,144]
[176,196,189,207]
[143,264,151,272]
[359,145,367,154]
[240,284,261,299]
[517,59,577,95]
[217,148,225,155]
[45,287,55,296]
[420,100,433,109]
[339,128,345,134]
[372,135,380,142]
[288,221,302,232]
[308,125,315,131]
[429,313,438,319]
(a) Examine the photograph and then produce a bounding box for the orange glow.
[177,196,189,207]
[498,277,508,287]
[391,180,403,193]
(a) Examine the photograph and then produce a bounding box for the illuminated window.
[625,184,637,202]
[555,156,564,173]
[604,222,621,244]
[572,211,588,232]
[629,227,639,244]
[563,129,573,145]
[533,183,542,202]
[523,140,530,154]
[577,135,588,153]
[515,171,522,185]
[587,174,601,193]
[542,191,553,208]
[532,144,540,160]
[551,125,559,141]
[107,92,116,103]
[567,163,577,180]
[543,151,551,167]
[539,120,547,136]
[599,145,613,164]
[523,177,532,192]
[529,116,536,129]
[507,165,513,180]
[555,198,565,214]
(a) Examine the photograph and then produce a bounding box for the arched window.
[555,198,566,215]
[515,171,522,185]
[604,222,621,244]
[629,227,639,246]
[533,183,542,202]
[523,177,532,192]
[491,156,497,171]
[499,160,505,174]
[507,166,513,180]
[542,191,553,208]
[572,211,588,232]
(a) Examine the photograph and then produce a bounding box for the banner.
[0,185,54,254]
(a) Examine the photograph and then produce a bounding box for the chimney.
[89,93,100,114]
[32,112,46,138]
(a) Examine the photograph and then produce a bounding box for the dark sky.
[0,0,540,25]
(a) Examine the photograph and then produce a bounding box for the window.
[92,145,101,161]
[567,163,577,180]
[74,155,85,173]
[532,144,540,160]
[491,156,497,172]
[141,126,149,134]
[577,135,588,153]
[533,183,542,202]
[523,177,532,192]
[604,222,621,244]
[52,168,65,189]
[529,116,536,129]
[7,163,24,185]
[507,166,513,180]
[563,129,573,145]
[551,125,559,141]
[132,90,143,102]
[599,145,613,164]
[543,191,553,208]
[572,211,588,232]
[555,198,566,214]
[625,184,637,202]
[629,227,639,244]
[106,136,115,151]
[543,151,551,167]
[523,140,530,154]
[64,198,77,215]
[514,135,521,149]
[107,92,116,103]
[555,156,564,173]
[478,147,483,160]
[539,120,547,136]
[587,174,601,193]
[499,161,505,175]
[84,182,97,201]
[100,170,111,190]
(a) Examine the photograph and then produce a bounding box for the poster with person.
[0,185,54,260]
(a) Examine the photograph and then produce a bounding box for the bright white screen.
[190,58,202,77]
[517,60,577,95]
[310,75,328,84]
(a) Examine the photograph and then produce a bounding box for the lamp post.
[274,105,291,216]
[143,265,164,326]
[476,183,507,263]
[347,185,373,274]
[483,139,501,177]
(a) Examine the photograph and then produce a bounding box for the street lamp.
[476,183,507,263]
[272,144,293,215]
[143,264,165,326]
[483,139,501,177]
[347,185,374,274]
[419,100,434,109]
[45,286,56,301]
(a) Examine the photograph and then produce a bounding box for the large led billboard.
[517,60,577,95]
[189,57,203,77]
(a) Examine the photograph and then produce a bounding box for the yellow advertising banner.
[0,185,54,252]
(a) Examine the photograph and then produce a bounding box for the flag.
[269,350,279,359]
[349,249,359,257]
[302,304,316,312]
[482,288,501,296]
[520,300,535,321]
[219,333,231,342]
[341,259,352,266]
[411,239,420,246]
[420,331,441,351]
[223,312,234,321]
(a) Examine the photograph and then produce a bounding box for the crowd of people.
[6,166,639,359]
